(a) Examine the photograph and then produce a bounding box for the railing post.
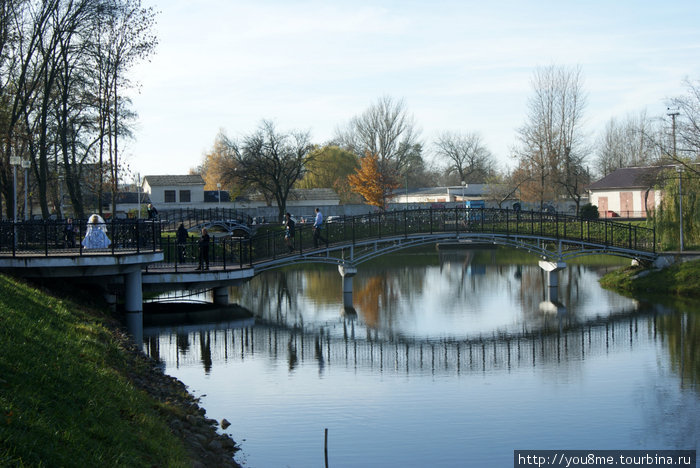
[223,239,227,270]
[44,222,49,256]
[455,206,459,236]
[506,207,509,236]
[628,224,632,250]
[604,219,608,246]
[429,207,433,234]
[352,216,356,248]
[110,219,116,255]
[248,238,253,267]
[403,210,407,238]
[136,221,141,254]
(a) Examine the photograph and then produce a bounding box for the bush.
[580,203,599,220]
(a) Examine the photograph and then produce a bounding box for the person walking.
[176,223,188,262]
[196,228,210,270]
[313,207,326,247]
[284,212,295,253]
[147,203,158,220]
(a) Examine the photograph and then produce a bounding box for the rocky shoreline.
[115,326,242,467]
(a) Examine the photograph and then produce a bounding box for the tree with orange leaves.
[348,152,399,209]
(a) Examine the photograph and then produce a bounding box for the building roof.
[143,175,205,187]
[586,166,666,191]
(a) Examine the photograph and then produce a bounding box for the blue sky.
[127,0,700,178]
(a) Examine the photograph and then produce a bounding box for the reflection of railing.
[145,312,658,375]
[0,219,161,257]
[151,207,656,270]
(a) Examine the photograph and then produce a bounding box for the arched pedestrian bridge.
[0,208,660,329]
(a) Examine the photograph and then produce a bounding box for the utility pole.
[667,109,683,252]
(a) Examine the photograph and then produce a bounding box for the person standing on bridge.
[284,212,295,253]
[313,207,326,248]
[82,214,111,249]
[176,223,188,263]
[196,227,210,270]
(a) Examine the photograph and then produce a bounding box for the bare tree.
[595,110,661,177]
[225,121,313,222]
[434,131,495,184]
[513,64,588,211]
[335,96,422,185]
[666,78,700,175]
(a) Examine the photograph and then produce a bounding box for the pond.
[142,246,699,467]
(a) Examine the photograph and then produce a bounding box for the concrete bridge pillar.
[538,260,566,302]
[338,264,358,309]
[124,269,143,345]
[213,286,229,305]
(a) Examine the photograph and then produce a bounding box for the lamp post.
[58,174,64,217]
[217,182,222,210]
[405,175,408,209]
[137,173,142,219]
[461,181,466,206]
[677,166,684,252]
[21,160,30,220]
[10,156,20,223]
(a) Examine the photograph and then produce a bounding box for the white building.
[142,175,206,208]
[586,166,664,218]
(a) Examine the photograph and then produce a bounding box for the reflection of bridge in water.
[144,305,670,375]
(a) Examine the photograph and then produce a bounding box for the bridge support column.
[124,269,143,345]
[213,286,229,305]
[338,264,357,309]
[538,260,566,302]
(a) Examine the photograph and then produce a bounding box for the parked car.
[326,216,341,224]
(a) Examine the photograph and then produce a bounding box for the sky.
[126,0,700,180]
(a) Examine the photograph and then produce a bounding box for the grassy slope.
[599,259,700,298]
[0,276,190,467]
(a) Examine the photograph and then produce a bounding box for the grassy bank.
[0,275,238,467]
[599,258,700,298]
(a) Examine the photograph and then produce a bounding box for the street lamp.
[461,181,466,206]
[677,166,684,252]
[21,160,30,220]
[9,156,20,223]
[216,182,222,214]
[137,173,142,219]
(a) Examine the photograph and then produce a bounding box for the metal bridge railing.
[0,219,162,257]
[1,208,656,265]
[150,207,656,271]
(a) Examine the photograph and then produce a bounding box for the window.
[179,190,191,203]
[164,190,176,203]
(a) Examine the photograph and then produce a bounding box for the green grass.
[0,276,190,467]
[599,259,700,298]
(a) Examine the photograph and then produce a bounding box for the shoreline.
[0,276,242,467]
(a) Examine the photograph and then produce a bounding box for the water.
[143,247,699,467]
